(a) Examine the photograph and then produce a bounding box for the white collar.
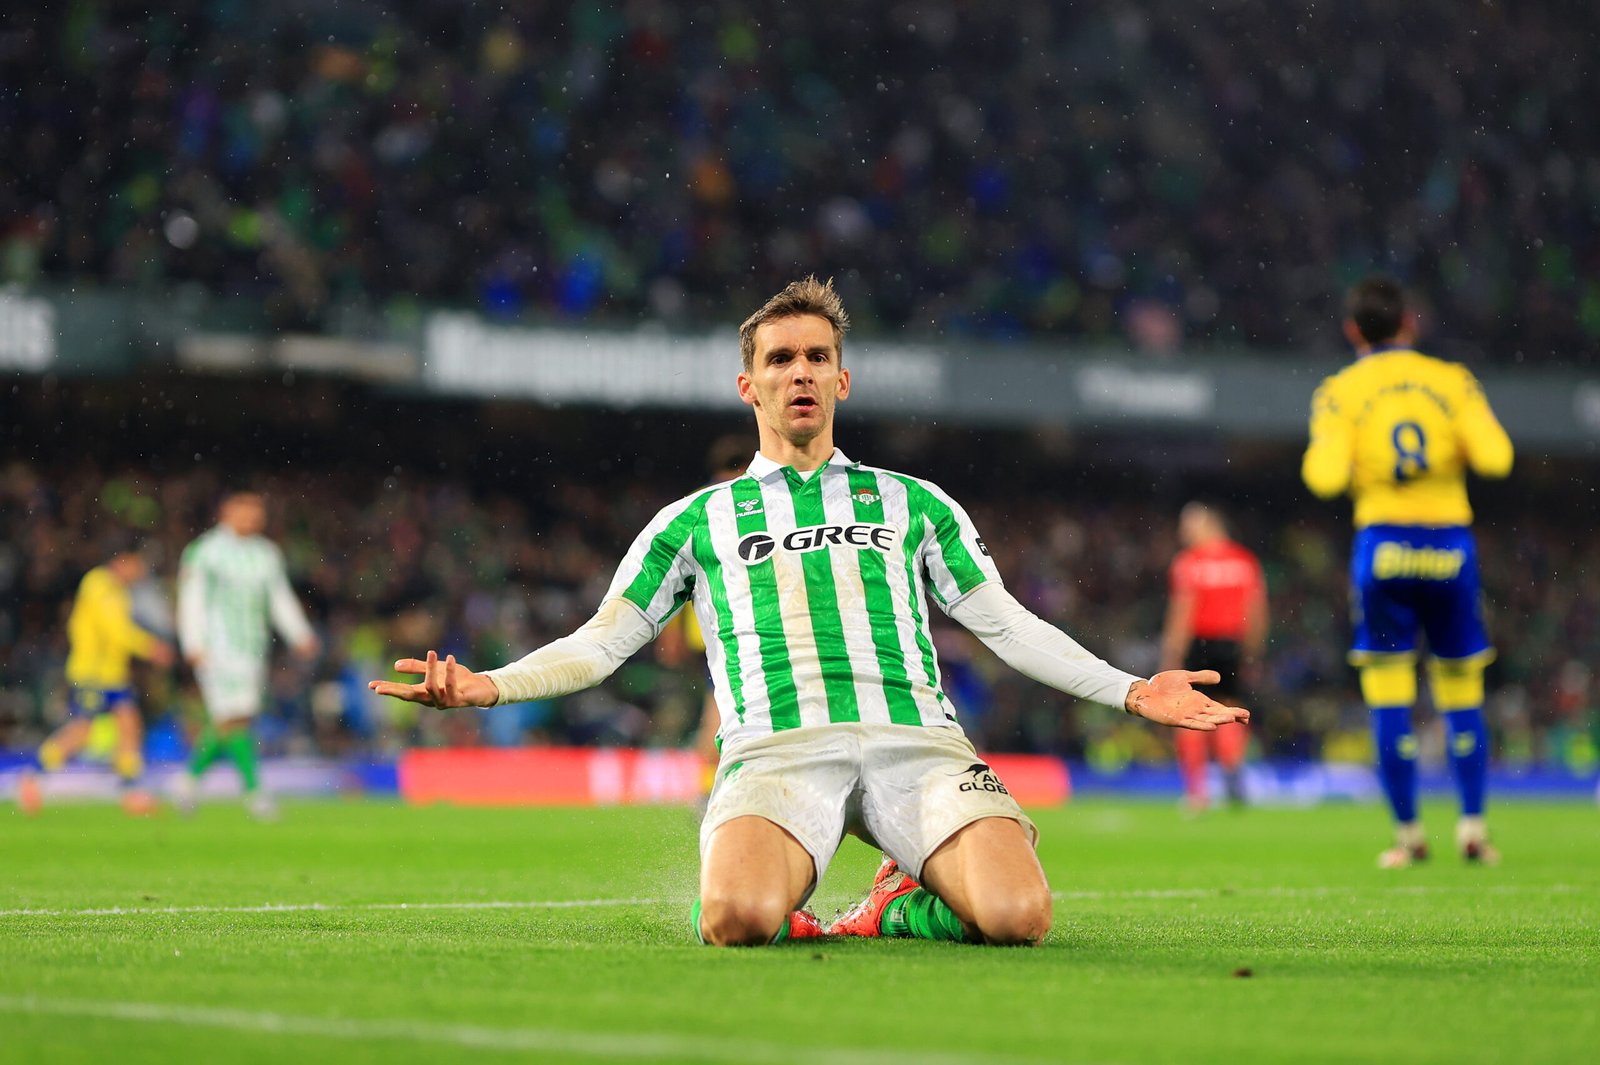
[746,447,853,482]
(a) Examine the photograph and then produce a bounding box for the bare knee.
[970,886,1052,947]
[698,893,790,947]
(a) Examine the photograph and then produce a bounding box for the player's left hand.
[1124,670,1250,731]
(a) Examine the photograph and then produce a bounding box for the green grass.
[2,797,1597,1065]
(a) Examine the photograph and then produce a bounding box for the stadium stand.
[2,1,1595,362]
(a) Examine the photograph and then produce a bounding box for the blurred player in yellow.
[18,546,175,815]
[1303,276,1513,867]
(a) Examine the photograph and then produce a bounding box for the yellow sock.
[39,740,66,773]
[113,749,145,784]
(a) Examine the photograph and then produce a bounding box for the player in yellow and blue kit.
[18,548,175,815]
[1303,276,1513,867]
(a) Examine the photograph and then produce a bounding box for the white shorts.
[196,660,266,722]
[700,723,1038,894]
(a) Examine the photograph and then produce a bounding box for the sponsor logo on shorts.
[1373,542,1465,581]
[956,762,1010,795]
[735,523,900,565]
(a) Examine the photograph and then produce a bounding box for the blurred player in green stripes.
[374,278,1246,946]
[19,545,174,815]
[173,490,319,819]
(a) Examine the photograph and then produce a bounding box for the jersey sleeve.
[1302,376,1354,499]
[904,477,1003,611]
[485,598,658,704]
[1453,366,1514,479]
[601,491,710,629]
[948,584,1140,708]
[265,544,315,647]
[176,541,209,656]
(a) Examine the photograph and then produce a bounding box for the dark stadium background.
[2,0,1596,787]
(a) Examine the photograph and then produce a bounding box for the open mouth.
[789,396,818,413]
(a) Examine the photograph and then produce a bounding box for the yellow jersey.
[65,566,159,689]
[1302,348,1512,528]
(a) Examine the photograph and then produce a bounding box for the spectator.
[0,448,1593,766]
[0,2,1593,362]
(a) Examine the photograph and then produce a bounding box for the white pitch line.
[0,897,662,918]
[0,995,1059,1065]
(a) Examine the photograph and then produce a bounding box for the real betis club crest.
[854,490,879,507]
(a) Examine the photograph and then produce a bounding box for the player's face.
[738,314,850,446]
[222,495,267,536]
[111,555,148,584]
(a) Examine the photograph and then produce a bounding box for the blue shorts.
[1348,525,1493,665]
[67,686,135,718]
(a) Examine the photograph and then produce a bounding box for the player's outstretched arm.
[948,584,1250,729]
[369,598,659,709]
[370,650,498,708]
[1124,670,1250,731]
[948,583,1144,709]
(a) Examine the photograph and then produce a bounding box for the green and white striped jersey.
[605,449,1001,747]
[177,526,314,662]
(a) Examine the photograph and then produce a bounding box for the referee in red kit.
[1159,502,1268,812]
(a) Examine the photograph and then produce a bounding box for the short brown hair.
[1345,275,1406,345]
[738,276,850,372]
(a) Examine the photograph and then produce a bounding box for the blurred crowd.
[1,456,1594,770]
[3,1,1596,363]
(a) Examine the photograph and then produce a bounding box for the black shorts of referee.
[1183,638,1247,705]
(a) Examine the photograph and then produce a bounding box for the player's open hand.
[1124,669,1250,731]
[368,650,498,708]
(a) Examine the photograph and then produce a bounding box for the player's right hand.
[368,650,498,708]
[148,641,176,668]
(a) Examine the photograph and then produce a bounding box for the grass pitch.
[2,796,1596,1065]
